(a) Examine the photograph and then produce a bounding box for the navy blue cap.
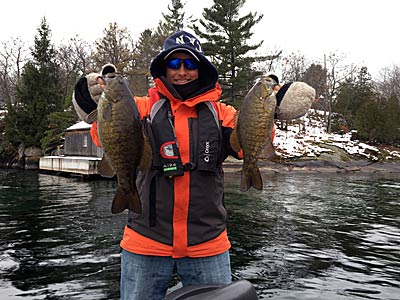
[150,31,218,86]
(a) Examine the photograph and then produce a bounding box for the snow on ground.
[273,109,400,161]
[57,110,400,162]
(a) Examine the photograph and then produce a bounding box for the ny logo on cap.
[175,34,202,53]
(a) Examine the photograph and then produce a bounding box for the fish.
[96,73,151,214]
[230,76,276,192]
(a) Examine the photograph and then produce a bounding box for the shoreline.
[1,159,400,176]
[222,158,400,174]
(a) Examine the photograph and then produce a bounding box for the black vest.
[144,98,223,176]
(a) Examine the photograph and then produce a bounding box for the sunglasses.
[166,58,198,70]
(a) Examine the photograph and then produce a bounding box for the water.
[1,169,399,300]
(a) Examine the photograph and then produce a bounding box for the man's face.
[165,52,199,85]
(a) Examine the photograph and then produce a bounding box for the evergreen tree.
[333,79,357,127]
[380,94,400,144]
[93,22,133,72]
[161,0,186,33]
[354,99,384,143]
[154,0,193,51]
[128,0,193,94]
[301,63,327,99]
[192,0,264,107]
[41,110,76,154]
[334,67,375,129]
[129,29,160,95]
[4,17,63,148]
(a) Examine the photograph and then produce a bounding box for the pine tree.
[334,67,375,129]
[93,22,133,72]
[354,99,384,143]
[192,0,264,107]
[380,95,400,144]
[128,0,193,94]
[129,29,160,95]
[161,0,186,33]
[154,0,193,51]
[4,17,63,148]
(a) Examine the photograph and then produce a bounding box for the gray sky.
[2,0,398,77]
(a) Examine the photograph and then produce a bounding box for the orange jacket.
[92,78,239,258]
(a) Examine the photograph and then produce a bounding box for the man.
[73,30,241,300]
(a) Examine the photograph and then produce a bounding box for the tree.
[301,63,327,97]
[334,66,384,142]
[192,0,267,107]
[377,65,400,101]
[354,99,383,143]
[41,110,76,154]
[280,51,308,82]
[155,0,194,48]
[4,17,64,148]
[335,67,375,126]
[320,52,357,133]
[332,78,356,128]
[0,38,29,107]
[127,0,195,95]
[93,22,133,72]
[160,0,187,33]
[380,94,400,144]
[128,29,161,95]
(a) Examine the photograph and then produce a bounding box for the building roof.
[66,121,92,131]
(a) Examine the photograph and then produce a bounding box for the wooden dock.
[39,156,102,175]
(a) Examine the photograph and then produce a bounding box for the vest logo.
[204,141,210,163]
[160,141,178,159]
[163,144,174,157]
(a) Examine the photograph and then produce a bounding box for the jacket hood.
[150,31,219,89]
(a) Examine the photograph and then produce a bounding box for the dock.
[39,156,102,175]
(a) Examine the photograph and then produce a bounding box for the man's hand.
[72,64,117,124]
[86,64,117,102]
[86,73,103,103]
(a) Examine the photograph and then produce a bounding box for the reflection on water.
[1,169,399,299]
[225,172,400,300]
[0,170,125,299]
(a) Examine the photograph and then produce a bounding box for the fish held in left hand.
[230,76,276,192]
[97,73,151,214]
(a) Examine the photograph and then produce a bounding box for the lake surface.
[1,169,399,299]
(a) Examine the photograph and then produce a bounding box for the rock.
[24,146,43,157]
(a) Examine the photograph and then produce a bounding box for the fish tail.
[111,186,142,214]
[241,167,263,191]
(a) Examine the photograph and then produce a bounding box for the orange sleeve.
[215,102,237,129]
[271,125,275,143]
[90,121,101,147]
[134,96,150,119]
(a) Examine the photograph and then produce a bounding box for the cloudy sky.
[2,0,398,78]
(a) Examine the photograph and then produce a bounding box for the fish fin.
[111,186,142,214]
[98,156,116,178]
[138,131,152,171]
[86,109,98,123]
[230,111,241,152]
[261,141,275,159]
[103,103,113,122]
[241,167,263,192]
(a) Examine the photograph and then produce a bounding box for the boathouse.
[39,121,103,175]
